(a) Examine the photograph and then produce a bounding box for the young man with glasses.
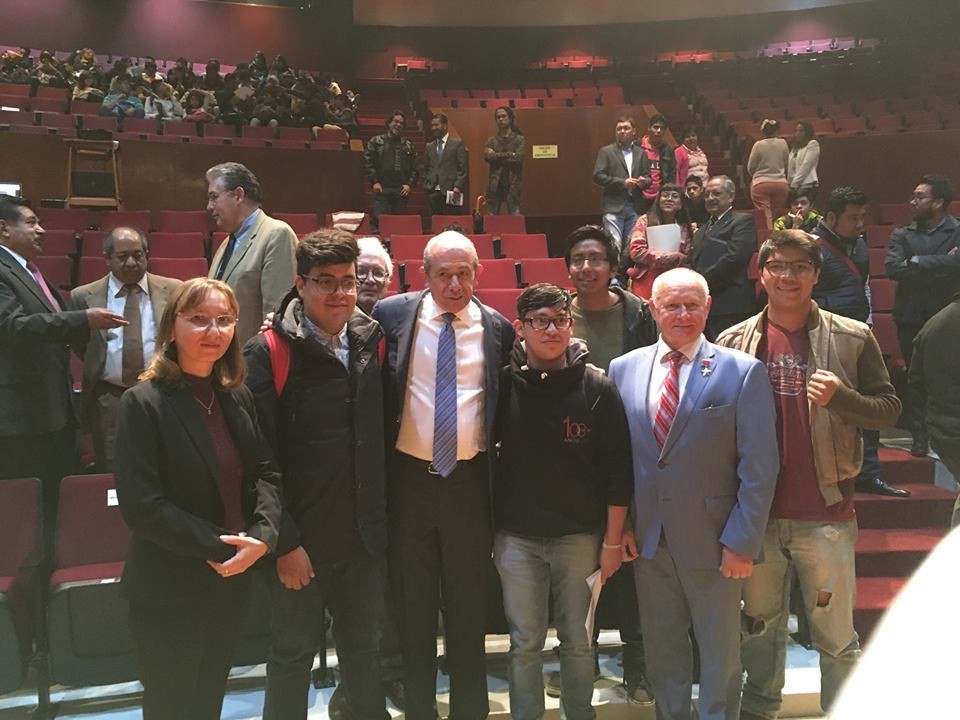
[243,229,390,720]
[716,230,901,720]
[558,224,656,705]
[493,282,633,720]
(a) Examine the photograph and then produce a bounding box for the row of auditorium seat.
[0,109,349,148]
[0,474,272,702]
[34,255,209,290]
[428,94,624,110]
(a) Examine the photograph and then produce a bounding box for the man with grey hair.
[690,175,759,339]
[372,231,514,720]
[69,226,181,470]
[609,267,778,720]
[356,236,394,315]
[206,161,298,344]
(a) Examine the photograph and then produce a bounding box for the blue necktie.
[432,312,458,478]
[215,232,237,280]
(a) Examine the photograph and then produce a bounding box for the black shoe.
[383,679,405,711]
[910,436,930,457]
[328,685,351,720]
[856,476,911,497]
[623,675,655,707]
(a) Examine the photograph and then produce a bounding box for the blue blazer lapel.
[660,342,716,458]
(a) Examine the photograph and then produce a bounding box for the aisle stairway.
[853,446,955,642]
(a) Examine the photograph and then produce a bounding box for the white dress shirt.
[621,145,634,176]
[103,273,156,386]
[647,335,704,425]
[396,293,486,462]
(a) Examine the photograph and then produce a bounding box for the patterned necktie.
[437,138,444,156]
[119,283,145,387]
[432,312,458,478]
[25,261,60,309]
[214,232,237,280]
[653,350,684,449]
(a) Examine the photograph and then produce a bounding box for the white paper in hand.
[646,223,682,253]
[445,190,465,207]
[584,569,603,637]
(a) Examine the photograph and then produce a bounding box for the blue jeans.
[262,553,389,720]
[741,519,861,718]
[493,531,600,720]
[601,206,639,258]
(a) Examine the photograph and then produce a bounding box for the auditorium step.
[852,443,955,643]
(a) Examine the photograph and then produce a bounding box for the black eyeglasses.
[300,275,359,294]
[522,315,573,331]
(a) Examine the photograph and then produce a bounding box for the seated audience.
[73,71,105,102]
[144,81,185,121]
[772,188,822,232]
[99,76,145,118]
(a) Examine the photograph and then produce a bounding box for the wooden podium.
[64,138,121,209]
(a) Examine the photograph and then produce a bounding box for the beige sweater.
[747,137,790,185]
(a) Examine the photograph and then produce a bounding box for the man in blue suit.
[608,267,779,720]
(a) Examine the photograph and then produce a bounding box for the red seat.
[201,123,239,141]
[430,214,472,234]
[0,96,30,111]
[466,234,495,260]
[512,98,540,109]
[572,94,598,107]
[540,97,569,108]
[39,230,78,257]
[870,278,896,313]
[500,233,549,259]
[47,474,136,686]
[158,210,210,234]
[313,127,348,146]
[149,257,209,281]
[161,121,198,137]
[402,261,428,291]
[37,207,91,232]
[241,124,276,140]
[77,256,106,286]
[389,234,431,261]
[80,230,106,256]
[119,118,159,136]
[278,127,312,142]
[0,82,30,97]
[35,112,76,136]
[474,288,521,320]
[524,88,549,99]
[551,88,575,99]
[147,232,206,259]
[870,314,902,363]
[600,87,625,105]
[274,213,318,236]
[476,258,520,289]
[869,248,887,277]
[33,256,73,290]
[865,225,895,249]
[0,108,33,127]
[76,114,118,133]
[379,214,423,239]
[484,215,527,236]
[101,210,152,233]
[455,98,485,109]
[877,203,913,227]
[0,477,42,694]
[31,97,68,114]
[520,258,572,289]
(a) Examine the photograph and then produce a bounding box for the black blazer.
[0,246,89,437]
[592,142,651,214]
[690,210,759,317]
[114,379,282,606]
[372,291,515,468]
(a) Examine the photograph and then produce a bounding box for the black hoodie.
[493,340,633,538]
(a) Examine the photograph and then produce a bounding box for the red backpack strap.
[263,328,291,396]
[377,336,386,367]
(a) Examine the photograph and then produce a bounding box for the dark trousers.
[896,322,926,439]
[263,553,388,720]
[388,452,491,720]
[858,429,882,482]
[90,381,125,472]
[0,424,76,552]
[127,585,248,720]
[371,188,409,233]
[428,190,468,223]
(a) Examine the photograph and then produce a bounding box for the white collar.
[655,335,703,365]
[422,291,480,326]
[0,244,28,269]
[109,272,149,297]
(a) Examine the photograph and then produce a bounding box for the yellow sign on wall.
[531,145,558,159]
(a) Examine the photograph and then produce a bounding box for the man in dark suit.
[0,196,125,531]
[69,226,182,471]
[372,231,514,720]
[422,113,468,221]
[690,175,759,339]
[592,115,651,266]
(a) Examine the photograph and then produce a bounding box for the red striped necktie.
[654,350,684,449]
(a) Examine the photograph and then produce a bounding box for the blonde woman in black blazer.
[115,277,281,720]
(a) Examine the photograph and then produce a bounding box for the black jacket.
[115,379,281,606]
[0,246,89,437]
[244,289,387,563]
[363,133,419,189]
[690,210,759,318]
[812,221,870,322]
[909,294,960,459]
[884,214,960,326]
[494,341,633,537]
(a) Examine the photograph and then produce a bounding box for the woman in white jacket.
[788,120,820,199]
[144,82,185,121]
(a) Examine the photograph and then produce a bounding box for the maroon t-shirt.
[641,138,663,200]
[762,321,855,521]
